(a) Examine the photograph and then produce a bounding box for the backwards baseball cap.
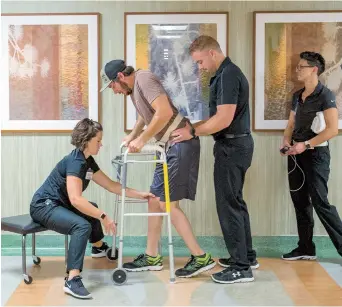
[100,59,126,92]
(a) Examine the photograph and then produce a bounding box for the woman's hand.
[101,216,116,235]
[138,192,156,200]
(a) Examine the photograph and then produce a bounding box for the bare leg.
[68,269,80,280]
[161,201,204,256]
[92,240,103,248]
[145,197,164,256]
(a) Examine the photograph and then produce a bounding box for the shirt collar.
[214,57,231,77]
[299,81,323,98]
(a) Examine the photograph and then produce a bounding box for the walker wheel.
[33,257,41,265]
[112,268,127,285]
[106,247,118,261]
[24,276,33,284]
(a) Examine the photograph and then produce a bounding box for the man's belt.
[214,133,250,140]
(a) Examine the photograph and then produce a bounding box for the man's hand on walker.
[171,122,193,144]
[128,137,145,153]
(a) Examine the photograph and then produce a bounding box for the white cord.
[288,155,305,192]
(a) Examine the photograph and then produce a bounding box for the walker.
[107,143,176,285]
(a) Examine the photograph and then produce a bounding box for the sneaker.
[175,253,216,278]
[91,242,109,258]
[218,257,260,269]
[123,253,163,271]
[282,247,316,261]
[211,267,254,284]
[63,276,92,299]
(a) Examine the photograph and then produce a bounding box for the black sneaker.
[282,247,316,261]
[123,253,163,271]
[63,276,92,299]
[218,257,260,269]
[175,253,216,278]
[211,267,254,284]
[91,242,109,258]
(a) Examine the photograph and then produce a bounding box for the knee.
[148,197,161,210]
[75,220,92,237]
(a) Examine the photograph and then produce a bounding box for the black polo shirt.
[31,148,100,207]
[292,81,336,142]
[209,57,251,139]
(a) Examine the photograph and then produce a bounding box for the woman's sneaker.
[175,253,216,278]
[91,242,109,258]
[218,257,260,269]
[63,276,92,299]
[123,253,163,271]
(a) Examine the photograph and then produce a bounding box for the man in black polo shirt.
[280,51,342,260]
[172,35,257,284]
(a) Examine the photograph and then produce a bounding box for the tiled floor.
[1,256,341,306]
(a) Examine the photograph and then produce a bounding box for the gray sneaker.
[63,276,92,299]
[211,267,254,284]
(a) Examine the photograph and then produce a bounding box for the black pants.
[30,200,104,273]
[288,146,342,256]
[214,135,256,270]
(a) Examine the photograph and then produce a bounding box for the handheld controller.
[280,146,290,154]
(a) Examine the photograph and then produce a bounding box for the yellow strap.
[163,162,171,213]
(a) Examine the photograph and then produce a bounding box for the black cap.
[100,59,126,92]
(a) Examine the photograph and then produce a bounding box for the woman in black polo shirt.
[281,51,342,261]
[30,118,154,299]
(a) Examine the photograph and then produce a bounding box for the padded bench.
[1,214,68,284]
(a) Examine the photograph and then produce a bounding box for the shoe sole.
[281,255,317,261]
[123,265,163,272]
[218,261,260,270]
[91,252,107,258]
[177,261,217,278]
[211,275,255,284]
[63,286,92,299]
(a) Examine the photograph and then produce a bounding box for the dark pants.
[214,135,256,270]
[288,146,342,256]
[30,200,104,273]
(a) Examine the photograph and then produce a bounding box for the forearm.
[195,114,230,136]
[139,113,171,142]
[309,127,338,147]
[131,116,145,138]
[283,126,294,143]
[70,196,103,219]
[107,180,142,199]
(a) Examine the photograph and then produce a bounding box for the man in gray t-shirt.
[100,59,215,278]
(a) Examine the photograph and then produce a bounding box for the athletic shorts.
[150,137,200,202]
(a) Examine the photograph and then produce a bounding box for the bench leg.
[32,233,41,265]
[22,235,32,284]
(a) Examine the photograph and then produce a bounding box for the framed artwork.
[1,13,100,132]
[253,11,342,131]
[124,12,228,132]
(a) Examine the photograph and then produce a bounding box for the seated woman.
[30,118,154,299]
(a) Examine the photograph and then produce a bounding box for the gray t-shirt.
[130,70,188,141]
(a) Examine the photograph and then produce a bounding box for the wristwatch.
[304,140,312,150]
[100,212,107,220]
[190,127,196,139]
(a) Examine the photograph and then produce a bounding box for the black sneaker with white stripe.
[282,247,317,261]
[211,267,254,284]
[63,276,92,299]
[218,257,260,269]
[91,242,109,258]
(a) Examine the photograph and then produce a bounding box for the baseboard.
[1,234,339,258]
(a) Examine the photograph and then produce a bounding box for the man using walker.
[100,59,215,278]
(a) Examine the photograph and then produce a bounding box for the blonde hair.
[189,35,221,54]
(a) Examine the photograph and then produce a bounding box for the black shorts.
[150,137,200,202]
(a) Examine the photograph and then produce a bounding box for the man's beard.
[119,81,132,95]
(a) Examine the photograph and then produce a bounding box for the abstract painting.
[254,11,342,131]
[1,13,100,132]
[124,12,228,131]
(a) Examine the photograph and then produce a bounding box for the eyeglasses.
[296,65,315,71]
